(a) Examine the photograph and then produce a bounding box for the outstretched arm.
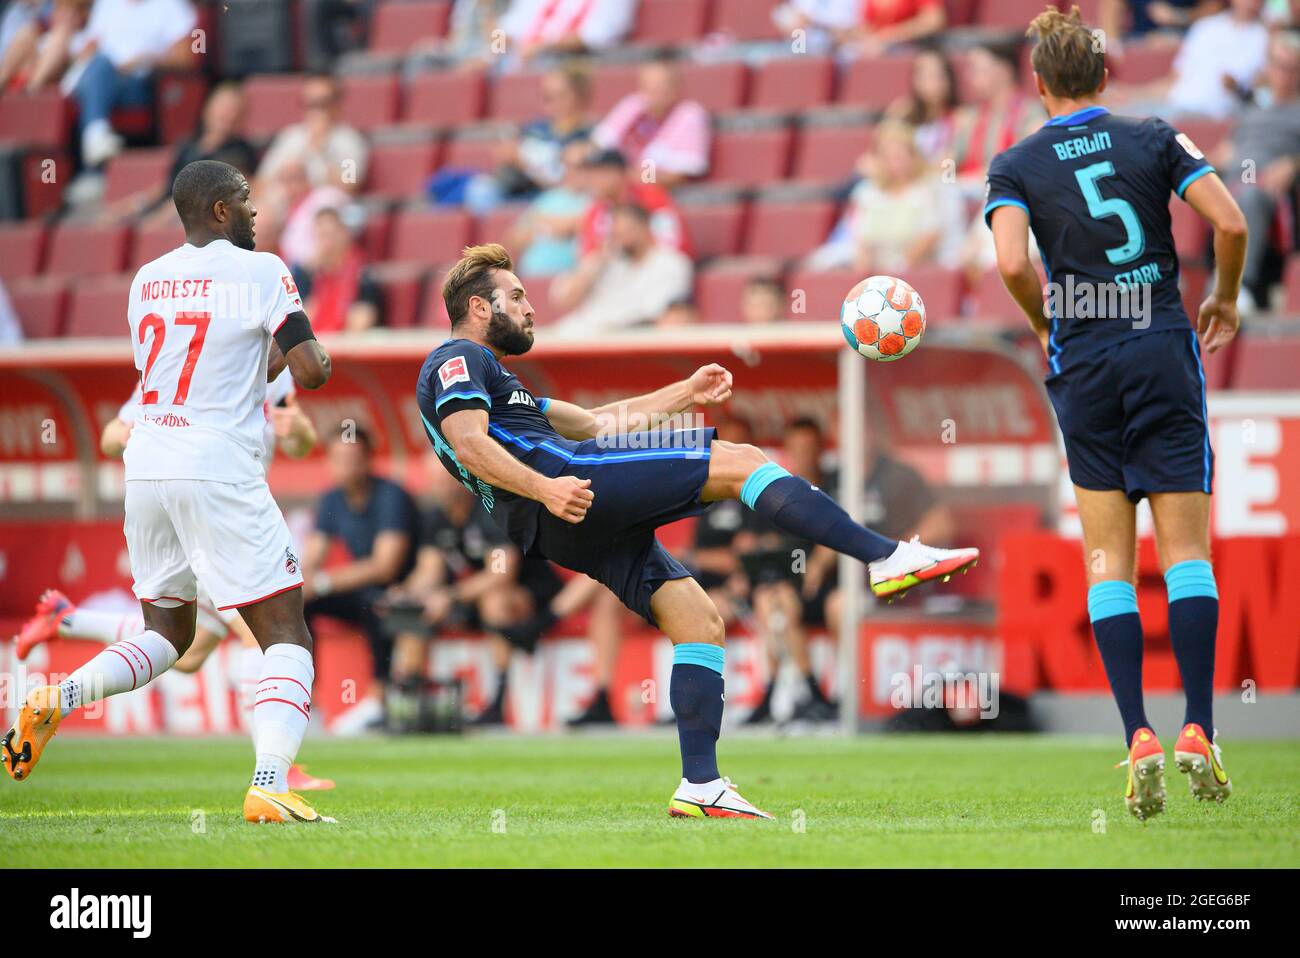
[441,408,594,524]
[542,364,734,440]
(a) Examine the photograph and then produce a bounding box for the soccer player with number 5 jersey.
[987,6,1247,819]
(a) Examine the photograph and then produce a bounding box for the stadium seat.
[1114,43,1178,84]
[517,273,558,324]
[366,136,440,197]
[19,148,70,219]
[903,265,965,323]
[694,257,783,323]
[442,128,502,170]
[474,204,527,246]
[130,219,186,269]
[103,147,174,204]
[65,274,134,338]
[156,72,209,145]
[784,266,857,322]
[976,0,1098,29]
[750,56,835,112]
[680,200,747,259]
[1174,118,1232,157]
[710,0,783,40]
[368,0,452,54]
[389,206,474,266]
[791,122,872,185]
[0,221,47,280]
[488,71,546,123]
[0,89,70,148]
[839,52,917,111]
[744,199,835,259]
[1285,256,1300,313]
[632,0,710,44]
[419,267,451,326]
[678,61,749,113]
[359,205,394,260]
[1169,199,1208,263]
[968,268,1021,325]
[7,275,69,339]
[590,63,643,115]
[369,262,430,329]
[340,73,401,131]
[242,75,308,139]
[708,125,794,187]
[404,69,486,127]
[1233,329,1300,388]
[45,222,130,277]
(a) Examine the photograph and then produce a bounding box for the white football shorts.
[124,478,303,612]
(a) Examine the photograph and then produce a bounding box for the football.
[840,275,927,362]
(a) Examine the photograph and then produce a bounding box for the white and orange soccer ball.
[840,275,926,362]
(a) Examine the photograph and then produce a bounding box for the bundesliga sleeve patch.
[438,356,471,388]
[1176,133,1204,160]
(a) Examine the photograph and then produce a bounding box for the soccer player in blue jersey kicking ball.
[987,5,1247,820]
[416,244,979,819]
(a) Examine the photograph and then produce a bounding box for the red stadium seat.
[242,75,308,139]
[366,136,440,197]
[404,70,486,127]
[130,219,186,269]
[369,0,452,54]
[65,274,134,338]
[45,222,130,277]
[976,0,1098,29]
[420,267,451,326]
[340,73,401,131]
[589,63,643,115]
[791,122,872,184]
[488,71,545,123]
[744,199,835,259]
[0,89,70,148]
[1174,118,1232,157]
[103,147,174,204]
[442,130,501,170]
[1169,199,1208,262]
[902,265,965,323]
[710,0,782,40]
[632,0,710,44]
[475,204,527,246]
[359,205,394,260]
[678,61,749,112]
[0,221,47,280]
[156,72,209,145]
[708,126,794,187]
[694,258,783,323]
[7,275,69,339]
[839,52,917,111]
[784,266,857,321]
[369,262,430,329]
[968,268,1032,328]
[389,206,474,265]
[517,273,558,325]
[680,201,747,258]
[1233,330,1300,388]
[750,56,835,112]
[1114,43,1178,84]
[21,147,70,219]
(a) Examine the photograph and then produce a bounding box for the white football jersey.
[123,239,303,483]
[117,369,296,476]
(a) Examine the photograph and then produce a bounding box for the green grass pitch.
[3,734,1297,867]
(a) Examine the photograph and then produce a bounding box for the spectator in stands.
[294,206,382,334]
[745,417,839,724]
[9,0,92,93]
[1216,30,1300,311]
[554,202,693,330]
[741,277,788,324]
[1099,0,1224,47]
[0,0,54,90]
[303,0,372,71]
[257,74,369,194]
[856,0,946,57]
[1115,0,1268,119]
[263,158,350,268]
[507,140,593,275]
[435,0,512,67]
[577,147,691,255]
[381,457,563,727]
[65,0,197,168]
[302,424,421,733]
[850,120,964,274]
[591,55,711,187]
[657,297,701,327]
[770,0,861,55]
[953,40,1042,184]
[885,46,959,161]
[109,81,257,221]
[499,0,635,67]
[466,62,593,212]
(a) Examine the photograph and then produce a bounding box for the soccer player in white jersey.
[12,371,334,792]
[2,160,335,824]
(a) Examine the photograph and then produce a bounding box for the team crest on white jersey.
[508,390,536,407]
[439,356,471,387]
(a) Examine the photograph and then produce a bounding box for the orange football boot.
[244,786,337,824]
[1119,727,1166,821]
[2,686,64,782]
[1174,723,1232,804]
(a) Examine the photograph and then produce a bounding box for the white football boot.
[868,536,980,603]
[668,777,774,820]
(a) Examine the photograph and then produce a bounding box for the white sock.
[251,643,314,793]
[61,608,145,644]
[57,630,179,712]
[234,644,263,750]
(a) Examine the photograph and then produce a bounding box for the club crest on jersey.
[508,390,536,407]
[439,356,471,388]
[284,547,298,575]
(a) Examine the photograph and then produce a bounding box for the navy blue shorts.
[1045,329,1213,503]
[533,427,716,625]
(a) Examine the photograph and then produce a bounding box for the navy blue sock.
[741,463,895,564]
[1165,560,1218,732]
[1089,581,1149,746]
[669,644,725,783]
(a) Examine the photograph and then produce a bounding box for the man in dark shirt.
[302,423,420,729]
